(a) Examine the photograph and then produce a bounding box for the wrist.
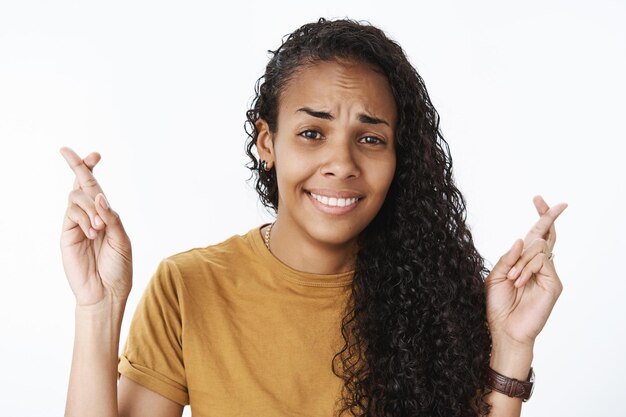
[75,292,127,330]
[489,339,534,380]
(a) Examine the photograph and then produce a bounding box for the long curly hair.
[244,18,493,417]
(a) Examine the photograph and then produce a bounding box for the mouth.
[304,190,364,214]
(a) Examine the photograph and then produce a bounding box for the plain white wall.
[1,1,624,416]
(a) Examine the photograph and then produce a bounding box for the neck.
[267,218,358,275]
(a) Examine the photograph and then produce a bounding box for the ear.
[255,118,275,169]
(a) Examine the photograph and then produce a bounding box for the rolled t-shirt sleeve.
[118,259,189,406]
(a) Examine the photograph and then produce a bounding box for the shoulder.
[158,227,261,282]
[166,229,254,265]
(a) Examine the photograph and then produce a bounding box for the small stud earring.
[261,160,271,171]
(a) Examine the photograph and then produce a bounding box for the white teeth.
[310,192,359,207]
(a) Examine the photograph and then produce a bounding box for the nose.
[319,139,360,180]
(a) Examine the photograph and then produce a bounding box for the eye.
[299,129,323,140]
[359,136,385,145]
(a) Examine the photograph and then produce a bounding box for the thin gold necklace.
[264,222,274,250]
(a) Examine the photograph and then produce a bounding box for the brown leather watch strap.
[486,366,534,402]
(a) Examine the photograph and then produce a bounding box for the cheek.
[373,156,396,194]
[275,154,317,193]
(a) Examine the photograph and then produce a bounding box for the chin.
[306,221,364,247]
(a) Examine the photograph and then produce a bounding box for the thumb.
[492,239,524,278]
[94,193,129,243]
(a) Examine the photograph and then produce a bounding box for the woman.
[61,18,567,417]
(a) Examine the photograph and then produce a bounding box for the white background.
[1,1,624,416]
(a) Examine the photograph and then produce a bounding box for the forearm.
[65,294,127,417]
[485,339,534,417]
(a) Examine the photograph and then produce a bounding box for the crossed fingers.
[60,147,107,238]
[60,147,103,196]
[524,195,567,252]
[72,153,101,191]
[506,238,554,288]
[493,196,567,290]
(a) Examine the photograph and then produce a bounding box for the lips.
[305,189,364,215]
[309,192,358,207]
[305,188,364,199]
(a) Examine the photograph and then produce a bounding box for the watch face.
[529,368,535,398]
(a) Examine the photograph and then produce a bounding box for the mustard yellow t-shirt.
[118,224,355,416]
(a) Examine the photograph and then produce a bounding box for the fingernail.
[508,266,517,278]
[99,194,109,209]
[94,215,103,227]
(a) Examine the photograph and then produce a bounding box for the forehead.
[277,59,397,124]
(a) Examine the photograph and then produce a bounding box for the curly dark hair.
[244,17,493,417]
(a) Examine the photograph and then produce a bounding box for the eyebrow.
[296,107,390,126]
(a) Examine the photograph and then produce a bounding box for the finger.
[507,238,549,281]
[84,152,101,168]
[94,193,129,243]
[514,250,558,288]
[60,147,104,197]
[72,152,102,191]
[532,195,557,249]
[491,238,525,278]
[63,204,98,239]
[539,202,567,250]
[67,189,105,230]
[533,195,550,215]
[524,198,568,248]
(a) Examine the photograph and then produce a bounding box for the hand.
[485,195,568,348]
[59,147,133,306]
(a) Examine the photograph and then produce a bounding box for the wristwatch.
[486,366,535,402]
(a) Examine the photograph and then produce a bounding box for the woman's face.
[257,59,397,247]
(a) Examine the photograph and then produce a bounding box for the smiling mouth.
[305,191,363,208]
